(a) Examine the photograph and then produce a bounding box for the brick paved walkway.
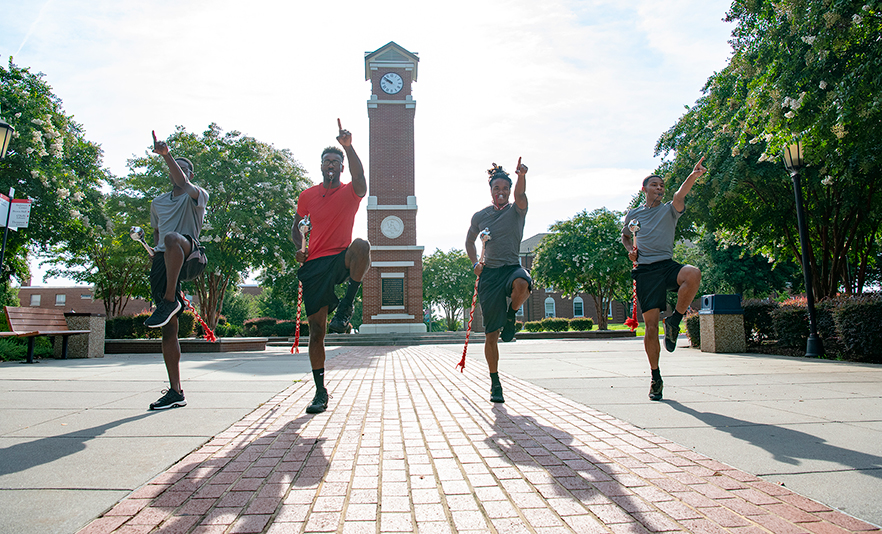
[77,346,880,533]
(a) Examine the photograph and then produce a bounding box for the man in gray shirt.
[622,157,706,401]
[145,131,209,410]
[466,160,531,404]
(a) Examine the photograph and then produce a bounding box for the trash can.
[57,312,106,358]
[699,295,746,353]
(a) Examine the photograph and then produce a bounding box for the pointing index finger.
[517,157,522,169]
[152,130,157,144]
[337,118,342,131]
[698,156,706,165]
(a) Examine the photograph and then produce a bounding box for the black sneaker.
[328,300,354,334]
[490,384,505,403]
[649,379,663,401]
[663,316,679,352]
[306,389,329,414]
[149,388,187,410]
[500,308,517,342]
[145,298,182,329]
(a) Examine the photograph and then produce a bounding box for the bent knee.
[350,238,371,254]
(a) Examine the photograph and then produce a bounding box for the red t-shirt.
[296,181,363,261]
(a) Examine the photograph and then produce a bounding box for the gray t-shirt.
[469,203,527,268]
[150,187,209,252]
[622,201,683,265]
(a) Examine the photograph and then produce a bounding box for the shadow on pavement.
[477,403,650,514]
[0,413,153,477]
[664,399,882,477]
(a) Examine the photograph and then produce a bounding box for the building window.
[544,286,554,293]
[81,294,92,300]
[544,297,556,318]
[55,294,66,306]
[30,294,41,306]
[573,296,584,317]
[516,304,524,317]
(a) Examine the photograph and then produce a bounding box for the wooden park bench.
[0,306,90,363]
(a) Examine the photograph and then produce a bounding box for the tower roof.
[365,41,419,81]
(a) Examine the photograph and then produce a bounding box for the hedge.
[106,311,195,339]
[833,294,882,361]
[569,317,594,331]
[685,313,700,347]
[742,299,777,344]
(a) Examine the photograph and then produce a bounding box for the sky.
[1,0,735,286]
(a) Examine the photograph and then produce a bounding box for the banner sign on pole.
[0,193,32,230]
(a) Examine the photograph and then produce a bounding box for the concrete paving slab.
[0,489,130,534]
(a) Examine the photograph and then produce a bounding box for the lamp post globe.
[0,108,14,160]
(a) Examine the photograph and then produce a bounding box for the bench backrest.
[4,306,71,332]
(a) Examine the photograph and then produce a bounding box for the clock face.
[381,216,404,239]
[380,72,404,94]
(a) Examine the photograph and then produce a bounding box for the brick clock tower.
[359,42,427,334]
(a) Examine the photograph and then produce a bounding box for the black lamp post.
[782,141,824,357]
[0,106,15,279]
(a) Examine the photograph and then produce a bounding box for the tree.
[422,248,474,331]
[0,60,110,285]
[43,192,152,317]
[125,124,310,328]
[673,231,800,300]
[531,208,632,329]
[654,0,882,298]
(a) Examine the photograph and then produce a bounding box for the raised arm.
[672,156,706,212]
[336,119,366,197]
[152,130,200,200]
[514,157,528,210]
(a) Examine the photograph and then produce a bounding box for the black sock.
[343,278,361,305]
[651,368,662,381]
[507,306,517,319]
[490,372,501,388]
[670,311,684,326]
[313,368,325,392]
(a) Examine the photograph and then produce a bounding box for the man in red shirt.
[292,119,370,414]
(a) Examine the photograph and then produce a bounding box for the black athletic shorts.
[632,259,683,313]
[297,249,350,318]
[478,264,532,333]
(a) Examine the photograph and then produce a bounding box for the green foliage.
[654,0,882,297]
[105,311,195,339]
[540,317,570,332]
[0,336,53,361]
[674,232,800,299]
[523,321,543,332]
[44,192,152,317]
[0,60,111,284]
[423,248,474,331]
[685,313,701,347]
[833,294,882,362]
[222,290,259,326]
[771,305,810,348]
[214,322,244,337]
[742,299,779,343]
[532,208,631,329]
[244,316,278,337]
[126,124,310,329]
[569,317,594,331]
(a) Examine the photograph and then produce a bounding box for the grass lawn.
[599,323,647,337]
